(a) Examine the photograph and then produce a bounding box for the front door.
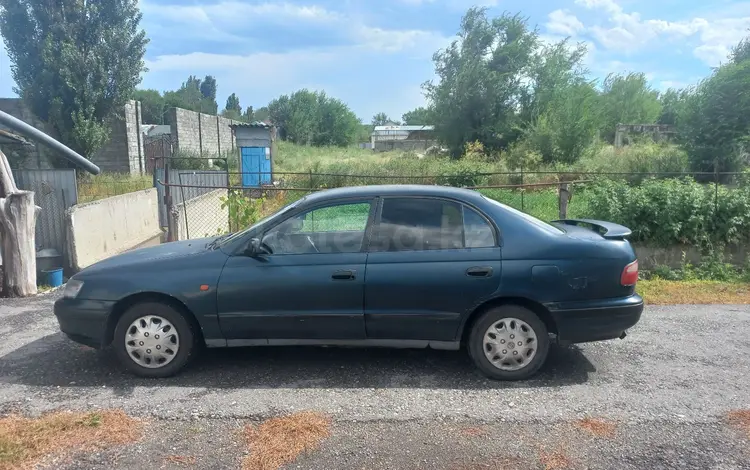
[217,199,375,340]
[364,197,501,341]
[240,147,271,186]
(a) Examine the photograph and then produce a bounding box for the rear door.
[363,197,501,341]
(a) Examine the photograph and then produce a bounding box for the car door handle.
[332,270,356,280]
[466,266,493,277]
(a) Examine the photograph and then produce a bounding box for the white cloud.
[564,0,750,66]
[546,10,585,37]
[141,0,448,53]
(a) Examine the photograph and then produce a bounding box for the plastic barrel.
[42,268,64,287]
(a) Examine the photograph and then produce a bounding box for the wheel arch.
[459,296,557,346]
[104,292,205,347]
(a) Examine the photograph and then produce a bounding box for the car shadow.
[0,333,597,394]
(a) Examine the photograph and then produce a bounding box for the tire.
[113,302,197,378]
[467,305,550,381]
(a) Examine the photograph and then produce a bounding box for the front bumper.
[546,294,644,344]
[54,297,116,349]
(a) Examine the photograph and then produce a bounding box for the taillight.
[621,260,638,286]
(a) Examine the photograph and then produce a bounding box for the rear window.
[482,196,564,235]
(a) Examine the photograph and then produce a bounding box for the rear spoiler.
[551,219,632,240]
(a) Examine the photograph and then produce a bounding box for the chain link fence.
[160,169,750,248]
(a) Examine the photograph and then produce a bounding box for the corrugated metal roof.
[373,125,434,132]
[230,121,274,129]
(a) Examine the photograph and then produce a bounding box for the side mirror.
[245,237,262,256]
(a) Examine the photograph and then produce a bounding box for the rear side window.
[370,198,495,252]
[463,207,495,248]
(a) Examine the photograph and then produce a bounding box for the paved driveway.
[1,292,749,468]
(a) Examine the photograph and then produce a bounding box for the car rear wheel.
[468,305,550,380]
[113,302,196,378]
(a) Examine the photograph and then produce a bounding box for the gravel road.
[1,291,749,469]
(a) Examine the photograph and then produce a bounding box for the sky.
[0,0,749,122]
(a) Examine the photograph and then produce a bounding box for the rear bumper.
[54,297,115,349]
[545,294,644,344]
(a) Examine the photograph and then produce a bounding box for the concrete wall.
[167,107,241,157]
[171,189,229,240]
[92,100,145,173]
[634,243,749,270]
[374,140,437,152]
[0,98,146,174]
[67,188,163,271]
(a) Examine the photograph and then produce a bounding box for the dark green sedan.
[54,185,643,380]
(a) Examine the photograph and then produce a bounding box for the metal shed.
[231,122,276,187]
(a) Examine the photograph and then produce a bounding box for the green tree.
[225,93,241,114]
[133,89,165,124]
[254,106,270,122]
[516,39,599,164]
[267,89,360,146]
[597,72,661,143]
[371,112,394,126]
[657,88,685,126]
[731,33,750,64]
[424,8,539,156]
[0,0,148,158]
[243,106,254,122]
[200,75,217,101]
[523,80,600,164]
[401,107,433,125]
[678,58,750,173]
[163,76,217,114]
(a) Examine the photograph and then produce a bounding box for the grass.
[242,411,331,470]
[637,279,750,305]
[0,410,141,469]
[77,173,153,203]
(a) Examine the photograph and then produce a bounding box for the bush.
[220,190,265,232]
[582,177,750,248]
[575,142,689,177]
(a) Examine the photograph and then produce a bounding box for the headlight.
[64,279,84,298]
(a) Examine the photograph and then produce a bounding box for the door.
[217,199,375,340]
[364,197,501,341]
[240,147,266,187]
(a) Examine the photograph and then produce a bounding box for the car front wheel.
[468,305,550,380]
[113,302,196,378]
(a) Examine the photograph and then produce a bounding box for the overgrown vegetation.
[583,177,750,249]
[77,173,152,203]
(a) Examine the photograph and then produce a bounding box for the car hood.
[79,236,219,274]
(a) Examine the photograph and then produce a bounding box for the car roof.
[302,184,485,204]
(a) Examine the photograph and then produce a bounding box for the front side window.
[261,201,371,254]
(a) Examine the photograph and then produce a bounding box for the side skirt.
[205,338,460,350]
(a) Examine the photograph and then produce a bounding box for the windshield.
[215,196,307,246]
[483,196,564,235]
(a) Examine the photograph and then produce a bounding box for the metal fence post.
[558,182,570,219]
[165,159,176,242]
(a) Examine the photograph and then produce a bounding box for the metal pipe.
[0,110,100,174]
